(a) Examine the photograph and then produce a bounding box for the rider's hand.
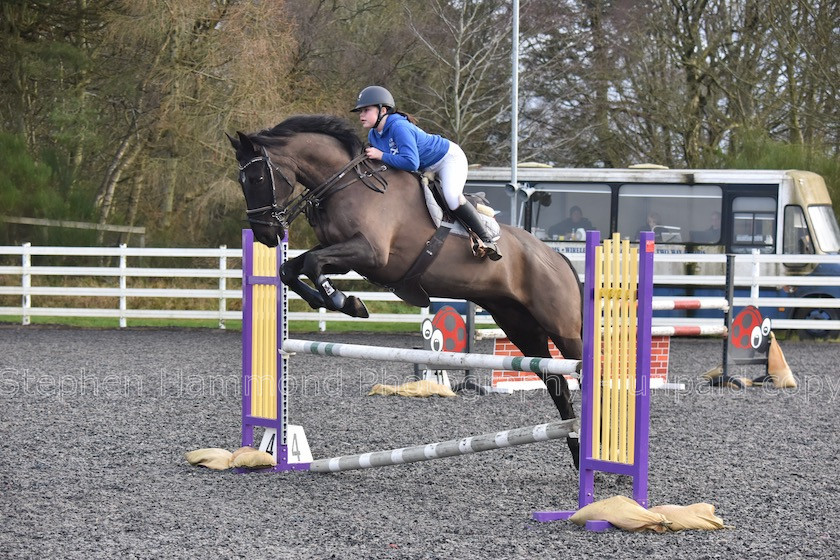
[365,146,384,160]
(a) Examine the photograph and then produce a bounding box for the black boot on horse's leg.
[315,275,369,318]
[452,202,502,261]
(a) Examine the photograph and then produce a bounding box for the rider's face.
[358,106,383,129]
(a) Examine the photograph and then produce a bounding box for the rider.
[351,85,501,261]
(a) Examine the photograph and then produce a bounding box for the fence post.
[119,244,127,328]
[719,254,741,387]
[750,249,760,305]
[219,245,227,330]
[21,243,31,326]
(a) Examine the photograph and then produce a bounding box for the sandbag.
[701,365,723,380]
[701,366,752,388]
[185,448,233,470]
[230,446,259,465]
[368,379,457,398]
[767,332,796,388]
[230,450,276,469]
[649,503,726,531]
[569,496,670,533]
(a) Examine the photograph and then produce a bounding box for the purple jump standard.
[533,230,654,530]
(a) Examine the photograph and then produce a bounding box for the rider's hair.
[388,107,418,125]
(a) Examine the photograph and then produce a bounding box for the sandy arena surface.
[1,327,837,559]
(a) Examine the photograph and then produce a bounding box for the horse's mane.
[254,115,362,158]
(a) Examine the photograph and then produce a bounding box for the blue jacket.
[368,113,450,171]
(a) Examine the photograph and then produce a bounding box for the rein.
[239,149,388,230]
[283,152,388,224]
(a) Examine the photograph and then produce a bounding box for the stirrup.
[470,234,502,261]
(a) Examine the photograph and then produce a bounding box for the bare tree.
[518,0,633,166]
[403,0,513,161]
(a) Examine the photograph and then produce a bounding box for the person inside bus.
[797,229,814,254]
[691,211,721,243]
[691,211,720,243]
[707,211,721,238]
[548,206,593,239]
[637,211,661,240]
[351,85,501,260]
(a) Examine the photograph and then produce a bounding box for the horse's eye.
[240,173,265,186]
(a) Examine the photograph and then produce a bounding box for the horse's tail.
[555,250,584,337]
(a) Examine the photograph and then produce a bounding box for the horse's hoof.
[567,435,580,471]
[344,296,369,318]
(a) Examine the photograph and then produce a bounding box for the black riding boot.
[453,202,502,261]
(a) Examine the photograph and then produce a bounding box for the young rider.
[351,85,501,261]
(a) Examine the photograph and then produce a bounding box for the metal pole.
[510,0,519,226]
[451,301,486,394]
[283,339,581,376]
[310,420,574,473]
[716,254,743,388]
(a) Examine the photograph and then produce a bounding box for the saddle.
[383,173,501,307]
[418,172,501,242]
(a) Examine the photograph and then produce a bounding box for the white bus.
[465,165,840,335]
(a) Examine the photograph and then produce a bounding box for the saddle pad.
[422,183,501,239]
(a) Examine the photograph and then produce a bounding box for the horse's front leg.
[297,234,385,319]
[279,252,329,310]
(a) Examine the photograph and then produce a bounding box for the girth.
[382,224,453,308]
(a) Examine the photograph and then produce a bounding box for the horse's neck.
[284,135,354,190]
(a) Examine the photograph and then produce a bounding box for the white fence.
[1,243,839,333]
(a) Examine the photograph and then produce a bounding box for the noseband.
[238,146,388,230]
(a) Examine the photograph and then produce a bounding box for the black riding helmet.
[351,86,395,129]
[351,86,395,112]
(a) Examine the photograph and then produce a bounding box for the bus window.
[532,184,611,240]
[732,196,775,253]
[783,205,814,255]
[616,184,722,242]
[808,205,840,253]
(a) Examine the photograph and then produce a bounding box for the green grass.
[0,315,421,333]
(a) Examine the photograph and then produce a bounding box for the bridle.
[237,147,296,229]
[238,146,388,230]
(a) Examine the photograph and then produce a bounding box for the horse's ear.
[225,132,240,150]
[236,131,259,155]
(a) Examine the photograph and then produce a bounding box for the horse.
[227,114,583,468]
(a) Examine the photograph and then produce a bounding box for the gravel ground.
[1,326,838,559]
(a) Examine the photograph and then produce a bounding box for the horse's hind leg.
[481,301,580,469]
[544,333,582,469]
[485,302,575,418]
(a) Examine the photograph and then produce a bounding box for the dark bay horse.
[228,115,582,467]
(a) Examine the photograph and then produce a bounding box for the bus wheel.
[794,306,839,340]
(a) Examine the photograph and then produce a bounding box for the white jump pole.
[310,419,575,473]
[282,339,581,377]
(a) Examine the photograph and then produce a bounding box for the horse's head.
[227,131,295,247]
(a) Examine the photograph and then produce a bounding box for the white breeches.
[425,142,468,211]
